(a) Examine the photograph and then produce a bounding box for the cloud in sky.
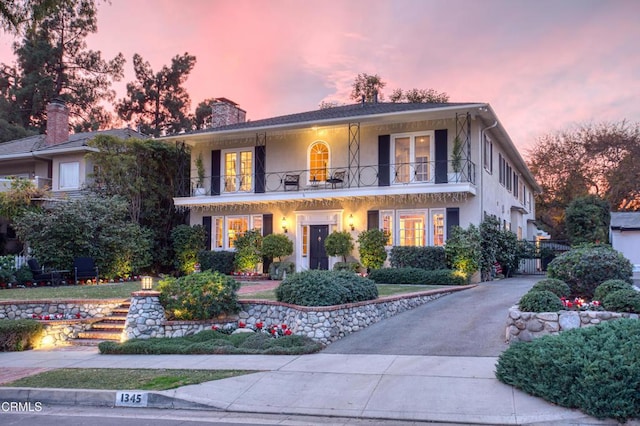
[1,0,638,154]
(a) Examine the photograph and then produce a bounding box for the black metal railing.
[187,160,476,196]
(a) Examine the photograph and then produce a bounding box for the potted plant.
[194,153,206,196]
[449,136,463,182]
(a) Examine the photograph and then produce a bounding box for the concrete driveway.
[324,275,540,356]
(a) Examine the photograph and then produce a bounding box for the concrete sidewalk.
[0,348,622,425]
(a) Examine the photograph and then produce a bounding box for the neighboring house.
[0,99,146,254]
[610,212,640,280]
[162,98,541,273]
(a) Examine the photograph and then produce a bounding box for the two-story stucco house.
[163,98,540,272]
[0,99,145,253]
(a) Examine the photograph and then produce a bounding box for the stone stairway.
[72,301,130,346]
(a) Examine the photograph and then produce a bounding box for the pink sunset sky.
[1,0,639,155]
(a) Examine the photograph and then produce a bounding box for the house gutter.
[479,120,498,221]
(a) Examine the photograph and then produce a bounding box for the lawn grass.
[0,281,147,300]
[4,368,255,390]
[1,280,447,301]
[241,284,444,300]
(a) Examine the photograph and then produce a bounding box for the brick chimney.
[45,99,70,146]
[211,98,246,128]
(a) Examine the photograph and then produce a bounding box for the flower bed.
[506,305,639,342]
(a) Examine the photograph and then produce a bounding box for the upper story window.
[309,141,329,182]
[223,149,253,193]
[59,161,80,189]
[392,131,434,184]
[484,136,493,173]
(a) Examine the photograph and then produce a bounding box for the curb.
[0,387,217,410]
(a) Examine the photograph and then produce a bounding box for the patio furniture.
[283,174,300,191]
[73,257,99,284]
[326,169,346,189]
[27,258,67,286]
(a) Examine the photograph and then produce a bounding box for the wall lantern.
[281,216,288,233]
[141,276,153,291]
[349,214,355,231]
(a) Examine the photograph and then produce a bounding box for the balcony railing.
[0,176,52,193]
[187,160,476,196]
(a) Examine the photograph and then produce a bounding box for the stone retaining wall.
[125,286,473,345]
[0,299,127,320]
[39,320,97,346]
[506,305,640,342]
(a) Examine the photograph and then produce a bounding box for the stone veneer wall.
[124,286,473,345]
[0,299,127,320]
[506,305,640,342]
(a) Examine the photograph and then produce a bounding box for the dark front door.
[309,225,329,270]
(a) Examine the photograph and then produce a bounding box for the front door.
[309,225,329,270]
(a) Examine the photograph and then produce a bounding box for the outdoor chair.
[326,169,346,189]
[73,257,99,284]
[283,174,300,191]
[27,258,67,286]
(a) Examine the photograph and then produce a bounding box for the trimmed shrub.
[324,231,354,263]
[496,319,640,421]
[171,224,207,275]
[518,290,563,312]
[197,250,235,275]
[357,229,388,270]
[593,279,634,303]
[0,319,44,351]
[233,230,262,273]
[367,267,466,285]
[602,289,640,313]
[158,271,240,320]
[261,234,293,262]
[547,244,632,298]
[268,261,295,280]
[530,278,570,298]
[390,246,446,270]
[275,270,378,306]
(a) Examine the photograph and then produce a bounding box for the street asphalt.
[0,276,636,425]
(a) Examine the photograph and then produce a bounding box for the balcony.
[0,176,52,193]
[177,160,476,207]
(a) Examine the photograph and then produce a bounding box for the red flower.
[281,324,287,330]
[238,321,246,328]
[32,314,37,319]
[256,321,263,329]
[75,313,81,319]
[284,329,292,336]
[44,315,50,320]
[212,325,220,330]
[271,328,276,335]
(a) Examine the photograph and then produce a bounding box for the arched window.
[309,141,329,182]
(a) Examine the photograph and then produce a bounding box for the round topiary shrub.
[158,270,240,320]
[530,278,571,297]
[602,289,640,313]
[546,244,633,298]
[593,279,634,303]
[518,290,564,312]
[275,270,378,306]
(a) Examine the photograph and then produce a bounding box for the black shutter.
[446,208,459,239]
[378,135,390,187]
[435,129,448,184]
[367,210,379,230]
[211,150,221,196]
[262,214,273,273]
[255,145,265,193]
[202,216,212,250]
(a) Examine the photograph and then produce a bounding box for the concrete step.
[77,330,123,340]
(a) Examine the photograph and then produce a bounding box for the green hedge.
[275,270,378,306]
[0,319,44,351]
[518,290,564,312]
[593,279,633,303]
[197,250,236,275]
[158,271,240,320]
[530,278,571,298]
[389,246,447,270]
[496,319,640,421]
[367,267,466,285]
[602,289,640,313]
[547,244,632,298]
